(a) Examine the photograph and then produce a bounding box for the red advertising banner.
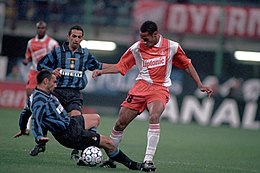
[0,81,26,109]
[133,1,260,39]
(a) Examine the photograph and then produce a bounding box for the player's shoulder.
[129,41,140,51]
[27,37,36,44]
[47,36,59,44]
[166,37,180,49]
[34,89,49,99]
[162,36,178,45]
[29,90,46,106]
[48,36,58,42]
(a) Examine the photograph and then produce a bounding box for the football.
[81,146,103,166]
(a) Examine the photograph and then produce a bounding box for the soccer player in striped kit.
[92,21,213,172]
[37,25,110,159]
[15,69,145,170]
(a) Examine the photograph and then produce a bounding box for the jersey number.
[126,95,133,103]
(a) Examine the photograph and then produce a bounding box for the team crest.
[69,58,77,70]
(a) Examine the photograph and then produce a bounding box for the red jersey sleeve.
[172,45,191,69]
[115,48,136,76]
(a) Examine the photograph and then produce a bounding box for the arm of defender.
[14,103,32,138]
[92,64,119,80]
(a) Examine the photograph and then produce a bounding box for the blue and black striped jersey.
[18,104,31,131]
[28,88,71,142]
[37,42,103,90]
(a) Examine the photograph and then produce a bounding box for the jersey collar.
[35,34,47,41]
[154,35,162,48]
[62,42,84,54]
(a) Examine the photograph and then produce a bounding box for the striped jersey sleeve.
[30,89,70,142]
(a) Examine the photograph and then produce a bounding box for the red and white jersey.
[25,35,59,70]
[116,35,191,87]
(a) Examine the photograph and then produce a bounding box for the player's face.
[140,31,158,48]
[36,24,47,38]
[68,29,83,51]
[46,75,57,94]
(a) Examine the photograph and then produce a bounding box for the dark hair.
[36,21,47,28]
[37,69,52,84]
[68,25,84,36]
[140,21,158,35]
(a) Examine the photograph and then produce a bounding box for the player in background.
[37,25,110,159]
[24,21,59,97]
[92,21,213,171]
[22,21,59,135]
[14,70,145,171]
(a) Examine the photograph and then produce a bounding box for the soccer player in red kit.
[92,21,213,172]
[24,21,59,97]
[23,21,59,133]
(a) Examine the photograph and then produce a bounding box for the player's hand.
[13,129,29,138]
[22,57,32,65]
[22,59,29,66]
[38,137,50,144]
[52,68,62,77]
[92,70,102,80]
[200,86,213,97]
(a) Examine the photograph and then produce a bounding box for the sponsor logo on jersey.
[143,56,166,68]
[59,69,83,77]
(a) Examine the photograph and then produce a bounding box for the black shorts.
[53,115,100,150]
[54,88,83,113]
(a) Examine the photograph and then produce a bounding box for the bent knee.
[69,110,82,116]
[93,114,100,126]
[149,114,161,123]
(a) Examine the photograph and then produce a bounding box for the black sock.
[109,150,139,170]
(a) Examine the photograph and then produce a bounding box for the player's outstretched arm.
[185,64,213,97]
[92,64,119,80]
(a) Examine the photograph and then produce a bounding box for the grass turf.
[0,108,259,173]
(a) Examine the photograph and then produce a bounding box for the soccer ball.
[81,146,103,166]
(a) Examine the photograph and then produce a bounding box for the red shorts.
[121,80,170,113]
[26,70,39,90]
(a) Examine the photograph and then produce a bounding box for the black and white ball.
[81,146,103,166]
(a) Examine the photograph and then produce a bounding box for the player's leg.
[53,88,83,117]
[82,113,100,132]
[71,114,100,161]
[54,89,84,160]
[66,102,83,160]
[111,107,139,148]
[66,102,82,117]
[142,85,169,171]
[100,107,140,168]
[101,82,146,168]
[112,86,146,149]
[99,135,143,170]
[141,100,165,171]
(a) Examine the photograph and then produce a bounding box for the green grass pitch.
[0,108,259,173]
